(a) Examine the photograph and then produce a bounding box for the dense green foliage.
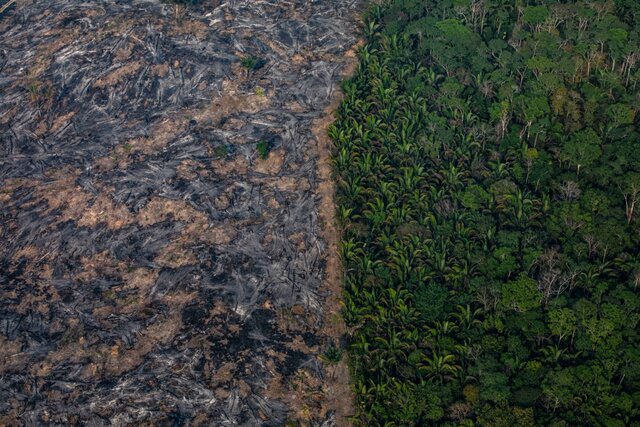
[331,1,640,425]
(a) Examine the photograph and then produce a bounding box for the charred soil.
[0,0,360,425]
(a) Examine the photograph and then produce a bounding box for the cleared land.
[0,0,360,425]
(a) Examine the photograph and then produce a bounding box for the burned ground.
[0,0,360,425]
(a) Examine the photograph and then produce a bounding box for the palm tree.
[541,345,567,364]
[433,320,458,338]
[338,205,359,225]
[501,188,534,228]
[488,158,509,178]
[364,197,387,228]
[363,20,380,40]
[333,146,357,172]
[340,174,363,203]
[420,67,445,86]
[390,205,414,226]
[358,254,381,276]
[435,161,466,190]
[340,239,364,266]
[420,352,462,384]
[450,304,483,330]
[341,296,364,328]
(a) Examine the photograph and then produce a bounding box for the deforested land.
[0,0,361,425]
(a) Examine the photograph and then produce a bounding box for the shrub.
[240,56,266,71]
[214,145,228,158]
[256,141,271,159]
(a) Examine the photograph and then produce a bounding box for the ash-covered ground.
[0,1,360,425]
